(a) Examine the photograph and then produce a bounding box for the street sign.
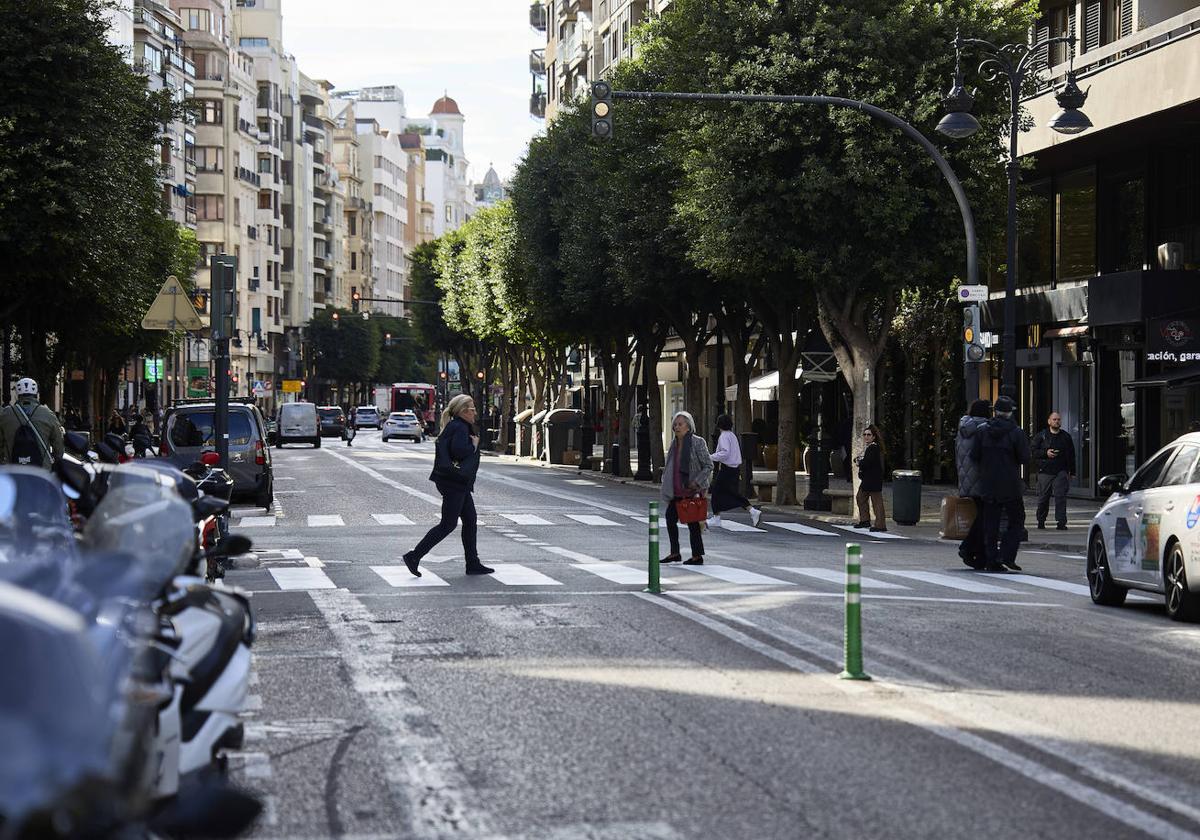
[957,284,989,303]
[281,379,303,393]
[144,358,163,382]
[141,275,204,331]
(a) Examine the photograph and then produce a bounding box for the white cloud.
[280,0,545,182]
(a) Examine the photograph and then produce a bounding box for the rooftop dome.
[431,95,462,115]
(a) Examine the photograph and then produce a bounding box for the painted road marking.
[681,565,794,586]
[831,524,908,540]
[628,515,669,528]
[307,514,345,528]
[268,567,336,590]
[765,522,837,537]
[499,514,553,526]
[776,567,910,589]
[877,570,1021,594]
[574,562,653,585]
[565,479,599,486]
[238,516,277,528]
[540,546,600,563]
[1000,574,1092,597]
[372,513,415,526]
[716,520,763,533]
[371,565,450,587]
[489,564,562,586]
[564,514,623,527]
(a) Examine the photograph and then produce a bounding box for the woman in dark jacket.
[402,394,493,577]
[854,423,887,532]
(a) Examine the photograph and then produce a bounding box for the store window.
[1100,167,1145,273]
[1018,179,1053,289]
[1055,167,1097,282]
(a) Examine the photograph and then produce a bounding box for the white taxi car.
[381,410,424,443]
[1088,432,1200,621]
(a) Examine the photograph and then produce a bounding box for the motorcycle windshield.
[83,479,196,583]
[0,468,78,592]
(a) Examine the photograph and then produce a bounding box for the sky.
[280,0,545,184]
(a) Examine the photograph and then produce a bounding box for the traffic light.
[331,311,339,327]
[476,370,485,381]
[439,370,448,381]
[591,81,613,139]
[209,255,237,340]
[384,332,392,346]
[352,288,361,314]
[963,304,985,363]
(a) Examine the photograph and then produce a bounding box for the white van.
[276,401,320,448]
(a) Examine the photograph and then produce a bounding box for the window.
[1055,167,1096,282]
[1018,179,1053,289]
[239,37,269,48]
[258,191,271,210]
[1099,167,1145,273]
[445,204,452,222]
[350,252,357,270]
[195,146,222,172]
[195,195,224,220]
[170,411,252,448]
[1128,447,1176,492]
[198,99,222,125]
[348,215,356,236]
[1158,446,1200,488]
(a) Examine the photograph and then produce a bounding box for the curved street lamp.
[937,31,1093,398]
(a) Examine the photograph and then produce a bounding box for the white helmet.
[14,378,37,397]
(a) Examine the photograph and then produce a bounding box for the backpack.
[9,406,47,467]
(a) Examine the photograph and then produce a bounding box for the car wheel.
[1088,530,1128,607]
[257,486,272,510]
[382,435,388,442]
[314,437,321,449]
[1165,541,1200,622]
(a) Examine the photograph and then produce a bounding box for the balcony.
[529,49,546,75]
[1020,7,1200,157]
[185,206,197,224]
[236,167,261,187]
[530,91,547,119]
[185,158,197,177]
[159,163,176,180]
[238,118,257,137]
[313,288,326,304]
[530,1,547,31]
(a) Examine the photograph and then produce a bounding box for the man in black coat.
[1030,411,1076,530]
[972,395,1031,572]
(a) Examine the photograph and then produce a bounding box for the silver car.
[382,411,423,443]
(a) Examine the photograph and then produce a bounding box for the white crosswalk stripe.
[714,520,763,533]
[775,567,910,589]
[489,564,562,586]
[307,515,345,528]
[371,513,415,526]
[1000,573,1092,597]
[564,514,623,527]
[371,565,449,587]
[876,570,1021,594]
[766,522,837,537]
[675,565,794,586]
[499,514,553,526]
[237,516,277,528]
[268,567,336,590]
[831,525,909,540]
[574,562,655,584]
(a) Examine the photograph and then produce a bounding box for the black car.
[318,406,346,438]
[161,399,273,509]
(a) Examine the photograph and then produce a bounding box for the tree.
[307,308,380,399]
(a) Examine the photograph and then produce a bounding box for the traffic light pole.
[210,255,237,470]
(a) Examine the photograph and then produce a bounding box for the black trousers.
[409,486,479,565]
[710,464,751,515]
[666,497,705,558]
[981,497,1024,566]
[957,497,986,565]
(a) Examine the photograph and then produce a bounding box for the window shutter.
[1120,0,1133,37]
[1084,1,1102,51]
[1033,23,1051,72]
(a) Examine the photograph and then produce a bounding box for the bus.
[375,383,437,433]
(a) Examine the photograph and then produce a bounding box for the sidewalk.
[485,451,1100,553]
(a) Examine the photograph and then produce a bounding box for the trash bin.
[543,408,583,464]
[529,409,549,459]
[891,470,922,526]
[514,408,535,456]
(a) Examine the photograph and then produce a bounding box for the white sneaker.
[749,507,762,527]
[706,515,722,529]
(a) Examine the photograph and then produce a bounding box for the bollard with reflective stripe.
[839,543,871,680]
[644,501,661,594]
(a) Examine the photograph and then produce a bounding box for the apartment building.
[408,97,474,237]
[400,134,436,249]
[355,121,409,314]
[972,0,1200,492]
[332,98,374,309]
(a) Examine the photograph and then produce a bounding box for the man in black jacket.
[1031,411,1076,530]
[972,396,1031,572]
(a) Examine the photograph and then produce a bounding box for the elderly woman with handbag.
[661,410,713,566]
[402,394,494,578]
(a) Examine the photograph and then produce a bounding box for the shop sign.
[281,379,303,393]
[1146,318,1200,364]
[144,358,162,382]
[1016,348,1051,368]
[187,366,209,398]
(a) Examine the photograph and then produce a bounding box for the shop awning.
[1126,364,1200,390]
[1043,324,1089,339]
[724,369,804,403]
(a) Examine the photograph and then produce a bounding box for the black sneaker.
[851,521,870,529]
[1036,523,1046,529]
[1056,524,1068,531]
[403,552,421,578]
[980,563,1007,573]
[682,557,704,565]
[1001,559,1022,572]
[465,563,495,575]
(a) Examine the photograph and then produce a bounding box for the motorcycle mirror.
[192,495,229,521]
[55,455,91,495]
[64,431,90,456]
[223,534,253,556]
[200,451,221,467]
[95,441,120,464]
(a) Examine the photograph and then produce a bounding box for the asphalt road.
[220,432,1200,840]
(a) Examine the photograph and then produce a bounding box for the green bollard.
[644,500,661,594]
[839,543,871,681]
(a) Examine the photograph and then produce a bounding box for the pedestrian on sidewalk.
[1031,411,1075,530]
[853,424,887,532]
[402,394,493,577]
[661,411,713,566]
[344,408,356,447]
[955,399,991,569]
[972,395,1031,572]
[707,414,762,529]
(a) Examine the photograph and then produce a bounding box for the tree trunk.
[615,345,633,477]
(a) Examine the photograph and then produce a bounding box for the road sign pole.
[210,255,236,470]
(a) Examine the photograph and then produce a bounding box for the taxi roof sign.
[141,275,203,331]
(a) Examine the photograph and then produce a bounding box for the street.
[221,436,1200,840]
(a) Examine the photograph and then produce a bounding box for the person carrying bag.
[660,411,713,566]
[0,378,64,468]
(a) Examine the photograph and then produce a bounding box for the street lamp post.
[937,31,1092,398]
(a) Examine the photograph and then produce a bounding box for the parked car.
[382,410,424,443]
[318,406,346,438]
[276,402,321,448]
[161,400,273,508]
[354,406,381,430]
[1088,432,1200,621]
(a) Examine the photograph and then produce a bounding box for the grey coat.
[660,433,713,500]
[956,415,988,497]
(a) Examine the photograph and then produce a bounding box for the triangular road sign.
[141,274,203,331]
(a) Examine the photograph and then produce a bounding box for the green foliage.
[307,308,380,383]
[373,314,430,384]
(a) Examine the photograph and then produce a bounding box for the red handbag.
[676,496,708,524]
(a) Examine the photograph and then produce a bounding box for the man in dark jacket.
[955,399,991,568]
[1031,411,1076,530]
[972,395,1031,571]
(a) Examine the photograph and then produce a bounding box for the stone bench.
[751,478,776,502]
[823,487,853,516]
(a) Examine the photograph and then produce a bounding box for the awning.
[724,369,804,403]
[1126,364,1200,390]
[1043,324,1089,339]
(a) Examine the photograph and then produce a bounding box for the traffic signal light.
[439,370,448,380]
[331,311,339,326]
[963,304,985,363]
[476,371,485,381]
[384,332,392,346]
[352,288,361,314]
[591,81,613,139]
[209,255,237,340]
